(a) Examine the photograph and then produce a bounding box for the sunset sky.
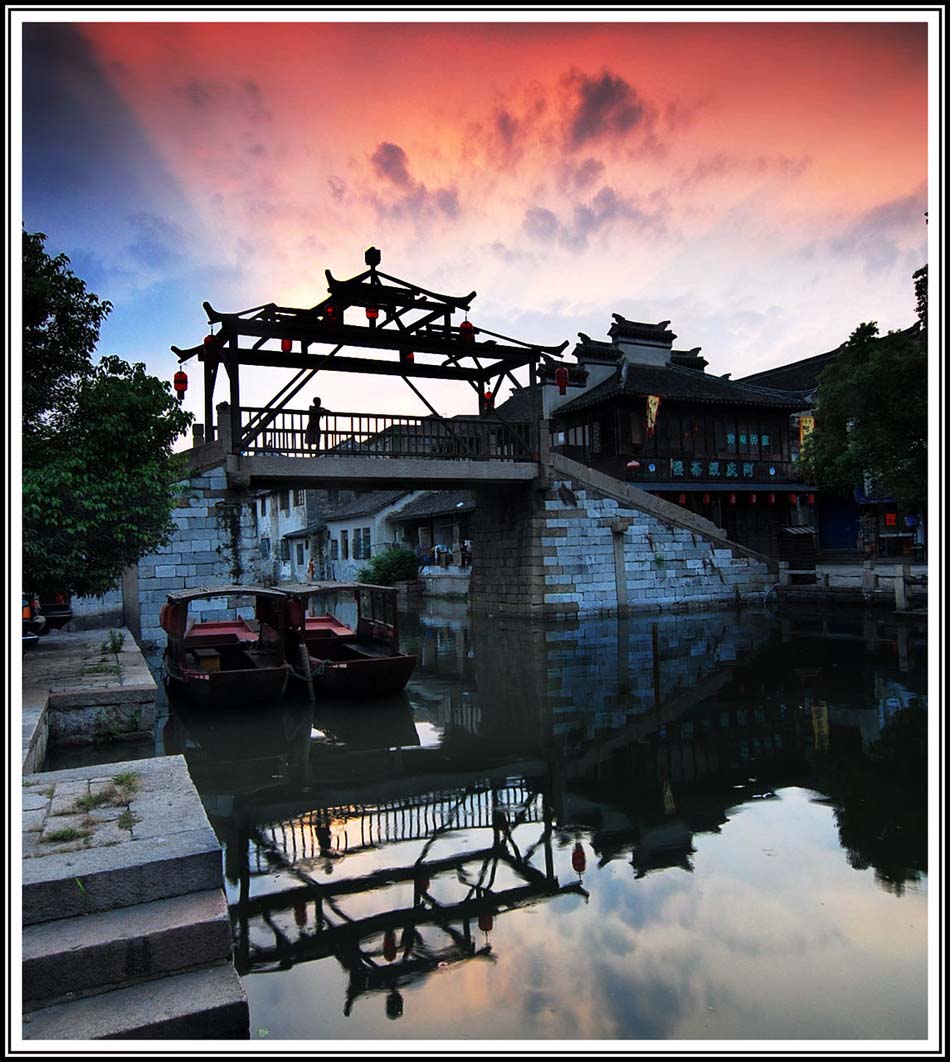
[19,15,932,425]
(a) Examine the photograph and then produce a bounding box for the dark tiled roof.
[556,363,810,414]
[321,490,409,521]
[390,490,476,523]
[492,386,537,421]
[736,322,922,393]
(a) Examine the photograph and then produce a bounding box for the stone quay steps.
[23,890,233,1010]
[22,755,248,1041]
[23,965,248,1041]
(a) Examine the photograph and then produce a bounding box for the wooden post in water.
[299,642,316,704]
[894,563,910,611]
[652,622,661,709]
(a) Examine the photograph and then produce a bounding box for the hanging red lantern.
[294,901,307,927]
[281,337,292,353]
[203,333,216,346]
[400,350,414,364]
[416,874,429,895]
[702,493,711,505]
[728,493,736,505]
[173,370,188,403]
[366,305,379,321]
[789,493,798,505]
[459,319,475,343]
[807,494,815,505]
[678,493,687,505]
[484,391,494,409]
[749,493,757,505]
[555,366,569,395]
[324,304,337,322]
[572,841,586,874]
[383,929,397,963]
[768,493,776,505]
[478,911,493,933]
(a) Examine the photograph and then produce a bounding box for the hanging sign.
[799,415,816,447]
[645,395,662,438]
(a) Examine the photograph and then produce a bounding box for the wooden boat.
[160,586,290,707]
[282,582,417,697]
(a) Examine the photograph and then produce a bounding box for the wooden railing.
[239,407,533,461]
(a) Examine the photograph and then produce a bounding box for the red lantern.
[366,305,379,321]
[484,391,494,409]
[807,494,815,505]
[173,370,188,403]
[555,366,569,395]
[572,842,586,874]
[382,929,397,963]
[281,337,292,353]
[789,493,798,505]
[459,319,475,343]
[416,874,429,895]
[324,304,337,321]
[294,901,307,927]
[203,333,216,346]
[478,911,493,933]
[728,493,736,505]
[702,493,711,505]
[400,350,414,364]
[678,493,687,505]
[749,493,757,505]
[768,493,776,505]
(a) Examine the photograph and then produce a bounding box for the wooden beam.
[191,348,488,381]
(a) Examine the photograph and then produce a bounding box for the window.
[296,542,305,565]
[294,489,306,507]
[280,491,290,513]
[280,539,290,562]
[260,498,267,516]
[355,527,371,559]
[341,530,349,560]
[330,538,339,560]
[260,537,271,560]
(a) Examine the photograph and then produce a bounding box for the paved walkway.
[21,628,156,772]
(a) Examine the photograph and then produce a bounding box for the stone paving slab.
[22,756,222,925]
[23,890,233,1009]
[23,964,249,1040]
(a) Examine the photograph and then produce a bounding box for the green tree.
[357,545,420,586]
[799,271,927,513]
[23,232,193,597]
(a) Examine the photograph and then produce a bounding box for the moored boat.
[161,586,290,707]
[282,582,417,697]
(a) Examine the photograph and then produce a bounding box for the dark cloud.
[829,190,928,274]
[328,175,346,202]
[434,187,461,220]
[371,142,413,186]
[523,206,560,242]
[495,109,521,154]
[175,77,271,122]
[125,212,184,270]
[678,152,812,187]
[572,157,605,191]
[565,70,648,150]
[523,186,668,252]
[488,240,540,265]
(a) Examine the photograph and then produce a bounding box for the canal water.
[46,601,930,1043]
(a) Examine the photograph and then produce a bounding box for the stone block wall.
[470,460,774,618]
[136,464,260,648]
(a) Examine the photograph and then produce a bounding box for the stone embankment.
[21,755,248,1040]
[22,628,156,772]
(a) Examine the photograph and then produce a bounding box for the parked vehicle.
[36,590,73,632]
[22,593,45,651]
[160,586,290,707]
[282,582,417,697]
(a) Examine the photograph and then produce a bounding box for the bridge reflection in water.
[160,602,927,1032]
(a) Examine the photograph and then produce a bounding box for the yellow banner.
[799,415,816,447]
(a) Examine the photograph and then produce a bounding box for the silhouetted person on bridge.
[306,397,327,452]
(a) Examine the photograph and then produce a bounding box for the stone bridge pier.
[468,453,775,619]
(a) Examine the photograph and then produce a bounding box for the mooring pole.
[299,642,316,704]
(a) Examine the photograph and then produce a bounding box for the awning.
[635,482,814,493]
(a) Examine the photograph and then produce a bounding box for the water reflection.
[156,602,927,1040]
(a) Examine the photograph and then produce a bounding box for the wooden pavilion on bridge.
[172,247,586,469]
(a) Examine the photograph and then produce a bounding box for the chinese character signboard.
[799,416,816,448]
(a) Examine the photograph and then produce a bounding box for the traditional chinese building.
[500,315,814,557]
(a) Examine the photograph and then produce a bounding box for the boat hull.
[164,657,289,708]
[296,653,417,698]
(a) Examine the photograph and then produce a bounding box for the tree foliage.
[799,270,927,513]
[357,545,420,586]
[23,232,193,597]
